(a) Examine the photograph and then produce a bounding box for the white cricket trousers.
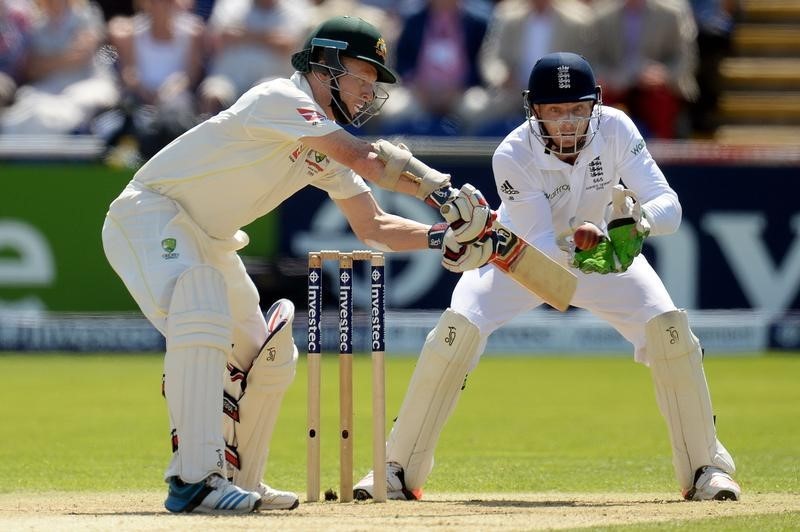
[101,181,267,367]
[451,255,677,366]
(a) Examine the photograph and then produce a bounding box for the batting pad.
[164,265,232,484]
[646,310,735,490]
[387,308,482,490]
[226,299,298,490]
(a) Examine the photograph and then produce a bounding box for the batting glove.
[441,228,497,273]
[440,184,496,245]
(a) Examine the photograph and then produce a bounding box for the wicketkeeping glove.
[572,238,620,274]
[607,185,650,271]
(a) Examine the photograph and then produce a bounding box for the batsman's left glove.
[442,184,496,245]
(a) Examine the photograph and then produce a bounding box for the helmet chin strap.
[319,47,354,125]
[329,84,353,125]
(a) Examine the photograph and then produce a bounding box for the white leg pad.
[386,308,482,490]
[224,299,298,491]
[646,309,735,491]
[163,265,232,484]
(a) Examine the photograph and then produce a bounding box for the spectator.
[376,0,491,136]
[0,0,32,108]
[197,0,310,116]
[0,0,119,135]
[473,0,595,136]
[689,0,740,135]
[309,0,396,44]
[108,0,205,158]
[193,0,215,21]
[590,0,699,138]
[94,0,133,20]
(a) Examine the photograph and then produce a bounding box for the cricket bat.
[435,188,577,312]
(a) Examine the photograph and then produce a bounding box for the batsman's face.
[534,101,594,148]
[337,57,380,115]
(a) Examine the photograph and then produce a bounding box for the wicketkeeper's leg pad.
[163,265,232,484]
[224,299,298,490]
[386,308,483,490]
[646,309,735,491]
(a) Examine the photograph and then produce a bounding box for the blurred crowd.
[0,0,740,162]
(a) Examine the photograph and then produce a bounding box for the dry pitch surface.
[1,492,797,531]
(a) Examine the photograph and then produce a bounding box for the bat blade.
[490,223,576,312]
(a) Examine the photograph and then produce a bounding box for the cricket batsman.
[354,52,741,502]
[101,16,494,514]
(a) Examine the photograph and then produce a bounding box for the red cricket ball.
[573,223,603,250]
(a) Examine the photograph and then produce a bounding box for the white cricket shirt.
[492,106,682,263]
[134,72,370,239]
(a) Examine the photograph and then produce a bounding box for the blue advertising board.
[279,140,800,316]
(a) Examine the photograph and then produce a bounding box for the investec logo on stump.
[371,266,384,352]
[307,269,321,353]
[339,270,352,353]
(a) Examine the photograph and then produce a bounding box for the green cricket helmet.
[291,16,397,84]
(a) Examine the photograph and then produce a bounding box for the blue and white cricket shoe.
[165,473,261,513]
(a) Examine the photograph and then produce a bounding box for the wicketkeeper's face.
[534,101,594,148]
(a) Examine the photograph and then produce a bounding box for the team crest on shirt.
[585,157,610,192]
[296,108,327,125]
[289,143,331,176]
[303,150,330,176]
[161,238,179,260]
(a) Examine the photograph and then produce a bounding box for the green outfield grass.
[1,352,798,529]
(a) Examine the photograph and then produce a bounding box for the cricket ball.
[573,223,603,250]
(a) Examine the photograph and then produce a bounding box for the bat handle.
[439,202,459,223]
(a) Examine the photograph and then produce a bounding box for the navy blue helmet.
[525,52,601,105]
[523,52,602,156]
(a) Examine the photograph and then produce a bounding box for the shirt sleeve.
[492,151,567,263]
[242,83,342,142]
[613,112,682,236]
[312,167,371,200]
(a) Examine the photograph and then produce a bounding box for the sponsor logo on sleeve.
[500,180,520,199]
[296,108,327,125]
[631,138,646,156]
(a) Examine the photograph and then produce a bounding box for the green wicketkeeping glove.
[607,185,650,271]
[572,238,619,274]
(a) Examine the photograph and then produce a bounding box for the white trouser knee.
[646,309,735,491]
[387,308,483,490]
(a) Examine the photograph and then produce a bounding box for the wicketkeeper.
[102,16,494,514]
[354,52,741,503]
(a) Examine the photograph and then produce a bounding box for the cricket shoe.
[256,482,300,510]
[683,466,741,501]
[353,462,423,501]
[165,473,261,513]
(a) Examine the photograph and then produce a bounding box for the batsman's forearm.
[362,214,431,252]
